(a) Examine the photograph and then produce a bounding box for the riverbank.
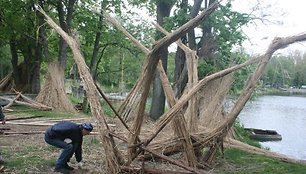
[210,123,306,173]
[259,87,306,95]
[212,148,306,174]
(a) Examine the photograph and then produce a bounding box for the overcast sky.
[232,0,306,55]
[130,0,306,55]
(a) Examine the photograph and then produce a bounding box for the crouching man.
[44,121,93,173]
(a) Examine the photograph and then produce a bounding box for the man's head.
[81,122,93,135]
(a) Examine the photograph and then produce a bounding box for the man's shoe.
[54,167,70,174]
[64,164,74,170]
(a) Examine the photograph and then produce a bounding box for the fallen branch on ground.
[0,131,44,135]
[224,138,306,165]
[6,115,43,121]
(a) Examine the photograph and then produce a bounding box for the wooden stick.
[156,60,197,167]
[95,83,137,137]
[0,128,10,130]
[6,115,43,121]
[109,132,128,142]
[141,147,206,174]
[2,131,44,135]
[3,92,21,109]
[120,165,194,174]
[6,122,53,126]
[45,117,89,122]
[12,89,52,109]
[0,96,52,110]
[153,24,199,165]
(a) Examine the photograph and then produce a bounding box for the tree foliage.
[0,0,154,93]
[0,0,304,98]
[262,51,306,88]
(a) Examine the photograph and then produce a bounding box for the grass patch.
[2,144,56,173]
[233,121,261,148]
[212,121,306,174]
[214,148,306,174]
[7,105,89,119]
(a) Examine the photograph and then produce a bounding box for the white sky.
[125,0,306,55]
[232,0,306,55]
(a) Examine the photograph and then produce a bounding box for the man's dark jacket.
[45,121,83,162]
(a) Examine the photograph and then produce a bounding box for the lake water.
[238,94,306,160]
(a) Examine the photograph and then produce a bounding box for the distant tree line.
[261,51,306,88]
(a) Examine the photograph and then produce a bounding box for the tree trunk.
[56,0,76,68]
[173,0,203,97]
[83,2,105,112]
[150,48,168,120]
[149,1,174,120]
[10,38,20,84]
[174,48,187,97]
[172,0,188,98]
[30,50,41,94]
[38,0,50,61]
[188,0,203,49]
[198,0,216,59]
[10,37,42,93]
[29,1,49,94]
[89,13,103,80]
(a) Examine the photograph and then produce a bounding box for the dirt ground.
[0,115,107,174]
[0,112,234,174]
[0,114,194,174]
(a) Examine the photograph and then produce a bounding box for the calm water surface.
[238,95,306,160]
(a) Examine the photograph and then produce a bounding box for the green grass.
[0,136,100,173]
[7,105,88,119]
[215,148,306,174]
[233,121,261,148]
[212,122,306,174]
[2,145,56,173]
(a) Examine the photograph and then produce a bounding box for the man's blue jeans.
[44,135,77,168]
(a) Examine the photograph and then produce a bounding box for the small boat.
[245,128,282,141]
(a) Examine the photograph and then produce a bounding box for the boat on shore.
[245,128,282,141]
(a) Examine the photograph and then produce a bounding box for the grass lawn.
[213,148,306,174]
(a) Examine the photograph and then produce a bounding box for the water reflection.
[238,95,306,160]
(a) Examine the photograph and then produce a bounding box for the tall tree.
[149,0,175,120]
[173,0,203,97]
[171,0,250,96]
[0,0,48,93]
[56,0,77,68]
